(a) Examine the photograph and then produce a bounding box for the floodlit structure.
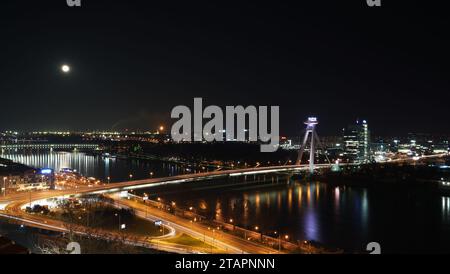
[296,117,322,174]
[343,119,371,163]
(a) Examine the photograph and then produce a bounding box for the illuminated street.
[1,4,450,272]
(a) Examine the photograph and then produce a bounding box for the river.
[2,150,450,253]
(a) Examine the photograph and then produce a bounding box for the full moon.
[61,64,70,73]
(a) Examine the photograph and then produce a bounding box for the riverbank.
[298,163,449,189]
[126,189,343,254]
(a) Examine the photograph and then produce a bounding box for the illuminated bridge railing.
[0,143,100,150]
[85,164,336,195]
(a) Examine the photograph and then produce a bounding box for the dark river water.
[0,150,194,182]
[2,150,450,253]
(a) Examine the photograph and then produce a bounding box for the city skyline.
[1,1,450,257]
[0,1,449,136]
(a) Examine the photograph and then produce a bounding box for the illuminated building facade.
[343,119,371,163]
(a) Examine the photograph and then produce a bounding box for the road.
[110,193,280,254]
[0,154,447,253]
[0,196,215,254]
[1,164,316,254]
[2,152,446,207]
[0,163,321,208]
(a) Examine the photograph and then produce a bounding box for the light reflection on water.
[155,180,450,253]
[0,150,188,182]
[1,151,99,176]
[2,151,450,253]
[443,197,450,220]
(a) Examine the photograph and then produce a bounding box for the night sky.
[0,0,449,136]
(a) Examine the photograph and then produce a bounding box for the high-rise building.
[343,119,371,163]
[343,125,359,162]
[358,120,370,162]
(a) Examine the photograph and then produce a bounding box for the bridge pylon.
[296,117,323,174]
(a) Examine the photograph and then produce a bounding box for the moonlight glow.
[61,64,70,73]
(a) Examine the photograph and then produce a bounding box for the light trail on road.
[0,155,447,254]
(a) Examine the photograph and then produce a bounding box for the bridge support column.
[296,117,323,174]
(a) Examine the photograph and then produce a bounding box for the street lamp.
[2,177,7,197]
[143,194,149,217]
[208,228,216,254]
[229,219,236,230]
[115,213,124,230]
[129,174,133,180]
[274,231,282,252]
